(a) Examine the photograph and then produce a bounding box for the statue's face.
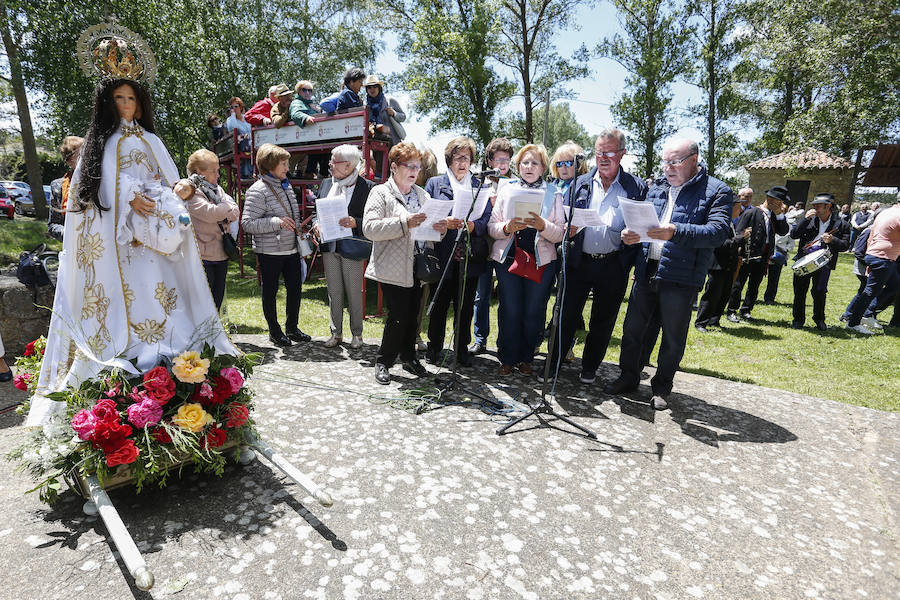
[113,83,139,122]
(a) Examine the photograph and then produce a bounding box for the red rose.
[202,426,227,449]
[92,419,133,452]
[24,340,36,357]
[91,398,121,423]
[152,424,172,444]
[105,439,140,467]
[210,375,233,405]
[224,402,249,428]
[143,366,176,405]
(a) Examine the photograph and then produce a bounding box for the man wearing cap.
[726,186,789,321]
[244,85,282,127]
[789,192,851,330]
[605,137,732,410]
[269,84,297,128]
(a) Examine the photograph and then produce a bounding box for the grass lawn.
[226,249,898,412]
[2,220,896,411]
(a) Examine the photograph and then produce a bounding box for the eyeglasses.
[397,162,422,171]
[595,150,623,158]
[451,155,472,164]
[329,159,349,166]
[519,160,542,168]
[491,158,511,165]
[661,151,697,167]
[555,160,575,168]
[299,88,313,93]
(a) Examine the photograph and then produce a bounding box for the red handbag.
[509,237,546,283]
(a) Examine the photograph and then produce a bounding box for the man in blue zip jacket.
[605,138,733,410]
[543,128,647,384]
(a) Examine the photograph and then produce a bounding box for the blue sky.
[373,3,704,172]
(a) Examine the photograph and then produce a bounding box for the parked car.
[0,186,13,219]
[1,181,34,216]
[43,185,52,206]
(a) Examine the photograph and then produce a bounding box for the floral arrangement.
[9,339,259,504]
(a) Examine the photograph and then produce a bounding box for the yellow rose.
[172,403,212,432]
[172,351,210,383]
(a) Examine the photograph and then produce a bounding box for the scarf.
[447,171,472,197]
[326,170,360,201]
[188,173,223,205]
[366,90,386,124]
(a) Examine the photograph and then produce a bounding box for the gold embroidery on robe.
[154,281,177,315]
[132,319,166,344]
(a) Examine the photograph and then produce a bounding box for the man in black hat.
[726,185,789,322]
[789,192,851,330]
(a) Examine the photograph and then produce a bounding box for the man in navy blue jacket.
[544,129,647,384]
[605,138,733,410]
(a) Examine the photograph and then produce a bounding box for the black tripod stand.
[427,175,504,410]
[496,163,596,438]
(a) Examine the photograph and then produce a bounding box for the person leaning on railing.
[363,142,449,385]
[313,144,375,350]
[184,149,239,311]
[241,143,311,348]
[288,80,328,179]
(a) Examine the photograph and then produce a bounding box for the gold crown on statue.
[76,23,157,85]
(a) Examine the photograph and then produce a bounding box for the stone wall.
[0,275,53,358]
[747,168,854,207]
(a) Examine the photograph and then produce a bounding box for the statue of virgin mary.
[25,47,238,425]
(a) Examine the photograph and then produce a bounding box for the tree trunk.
[0,0,46,220]
[706,0,717,177]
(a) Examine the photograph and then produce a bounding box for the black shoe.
[604,378,638,395]
[424,350,440,365]
[650,394,669,411]
[791,322,804,329]
[740,313,754,322]
[375,364,390,385]
[468,341,486,355]
[726,313,741,323]
[402,360,428,377]
[0,370,12,382]
[456,352,472,367]
[269,333,292,347]
[695,325,708,333]
[815,321,828,331]
[286,329,311,342]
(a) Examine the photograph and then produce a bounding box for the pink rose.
[219,367,244,394]
[71,409,98,441]
[143,366,176,405]
[91,398,120,423]
[13,373,31,391]
[126,398,163,429]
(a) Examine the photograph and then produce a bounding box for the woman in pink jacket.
[488,143,565,376]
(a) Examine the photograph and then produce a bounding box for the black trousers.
[427,266,478,359]
[695,269,734,327]
[792,270,828,325]
[551,254,627,375]
[728,260,765,315]
[257,252,302,337]
[378,281,424,367]
[763,262,783,303]
[203,259,229,310]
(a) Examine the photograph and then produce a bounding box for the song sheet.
[509,187,544,221]
[315,197,352,242]
[412,198,454,241]
[618,197,660,242]
[452,188,491,221]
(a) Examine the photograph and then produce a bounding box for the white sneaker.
[861,317,883,330]
[847,324,875,335]
[324,335,342,348]
[350,336,363,349]
[416,338,427,351]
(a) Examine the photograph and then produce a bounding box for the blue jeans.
[618,278,697,397]
[846,255,900,326]
[495,260,556,366]
[472,263,494,344]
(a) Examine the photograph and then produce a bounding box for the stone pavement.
[0,334,897,600]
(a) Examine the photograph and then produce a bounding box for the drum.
[792,248,831,276]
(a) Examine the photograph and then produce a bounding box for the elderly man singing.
[604,138,733,410]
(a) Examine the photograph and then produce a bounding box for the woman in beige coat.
[363,142,448,385]
[185,149,239,310]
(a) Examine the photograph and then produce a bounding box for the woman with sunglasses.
[225,97,253,178]
[363,142,449,385]
[289,80,328,178]
[488,144,566,376]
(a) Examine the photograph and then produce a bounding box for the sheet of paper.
[315,197,352,242]
[452,188,491,221]
[412,198,454,242]
[571,207,605,229]
[618,197,660,242]
[509,187,545,221]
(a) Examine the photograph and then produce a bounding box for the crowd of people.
[38,68,899,411]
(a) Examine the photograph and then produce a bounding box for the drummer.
[789,193,851,330]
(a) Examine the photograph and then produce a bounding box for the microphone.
[573,152,587,164]
[472,168,501,178]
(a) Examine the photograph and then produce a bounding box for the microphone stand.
[427,172,504,411]
[497,157,596,438]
